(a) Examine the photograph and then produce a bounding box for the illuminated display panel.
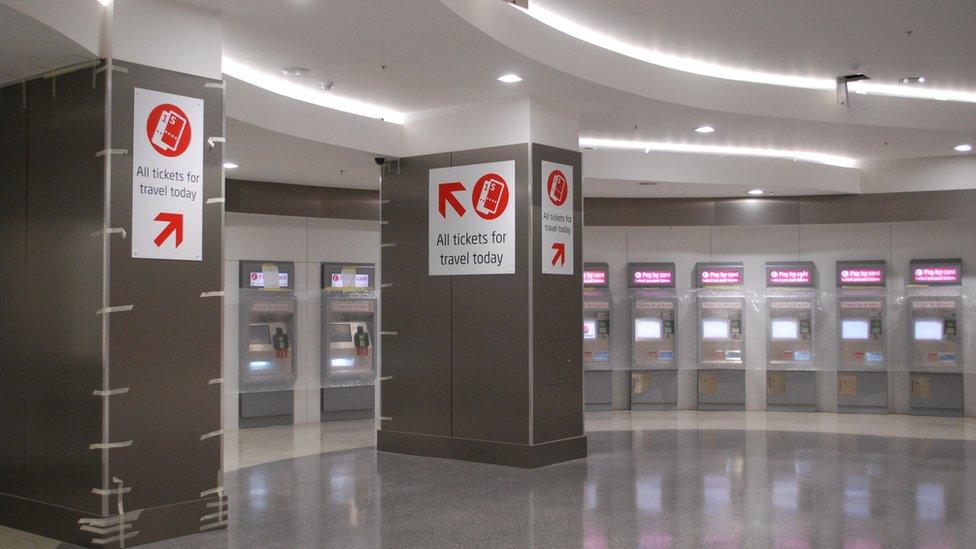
[635,318,662,340]
[842,319,870,340]
[702,319,730,340]
[914,319,944,341]
[771,319,799,340]
[583,319,597,340]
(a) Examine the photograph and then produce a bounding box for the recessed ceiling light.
[223,162,240,169]
[578,137,859,168]
[747,189,765,195]
[900,76,926,84]
[497,73,523,83]
[694,125,716,134]
[280,67,311,77]
[954,144,973,152]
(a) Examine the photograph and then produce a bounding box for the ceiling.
[533,0,976,90]
[225,118,381,189]
[0,3,95,84]
[182,0,974,160]
[7,0,975,197]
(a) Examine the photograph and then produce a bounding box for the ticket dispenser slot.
[321,263,377,422]
[907,258,963,417]
[695,262,746,411]
[835,260,888,414]
[239,261,297,428]
[583,263,613,410]
[629,262,678,410]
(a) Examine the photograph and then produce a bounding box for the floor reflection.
[146,429,976,548]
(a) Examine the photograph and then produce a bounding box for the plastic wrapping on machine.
[320,263,378,389]
[694,288,758,370]
[238,287,299,392]
[896,286,969,374]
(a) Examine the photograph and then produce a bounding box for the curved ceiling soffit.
[440,0,976,133]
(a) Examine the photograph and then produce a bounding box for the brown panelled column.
[377,100,586,466]
[0,59,224,546]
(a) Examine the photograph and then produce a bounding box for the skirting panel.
[377,430,587,469]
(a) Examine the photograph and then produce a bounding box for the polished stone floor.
[5,412,976,548]
[152,416,976,548]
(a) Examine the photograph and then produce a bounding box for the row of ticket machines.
[237,261,376,428]
[583,259,966,416]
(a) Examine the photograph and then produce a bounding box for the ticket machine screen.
[914,319,944,341]
[841,319,870,340]
[635,318,662,340]
[771,319,799,340]
[583,319,597,340]
[702,319,730,340]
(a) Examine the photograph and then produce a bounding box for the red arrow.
[153,212,184,248]
[438,182,466,218]
[550,242,566,266]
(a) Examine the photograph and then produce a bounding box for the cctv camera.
[374,157,386,166]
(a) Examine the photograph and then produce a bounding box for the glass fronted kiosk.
[321,263,377,421]
[836,260,888,414]
[583,263,613,410]
[695,262,746,410]
[765,262,818,412]
[239,261,297,427]
[907,259,964,417]
[629,263,678,410]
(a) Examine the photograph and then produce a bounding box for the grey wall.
[584,221,976,415]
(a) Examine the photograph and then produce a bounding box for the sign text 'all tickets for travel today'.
[429,161,516,276]
[131,88,204,261]
[541,161,574,275]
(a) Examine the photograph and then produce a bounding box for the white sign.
[429,161,516,276]
[540,161,573,274]
[132,88,204,260]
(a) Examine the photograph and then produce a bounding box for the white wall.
[222,212,380,431]
[584,220,976,415]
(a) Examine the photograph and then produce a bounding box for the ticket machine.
[321,263,377,421]
[836,260,888,414]
[695,262,746,410]
[907,259,964,417]
[765,262,817,412]
[239,261,297,427]
[629,263,678,410]
[583,263,613,410]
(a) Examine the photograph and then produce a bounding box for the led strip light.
[579,137,859,168]
[222,57,407,124]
